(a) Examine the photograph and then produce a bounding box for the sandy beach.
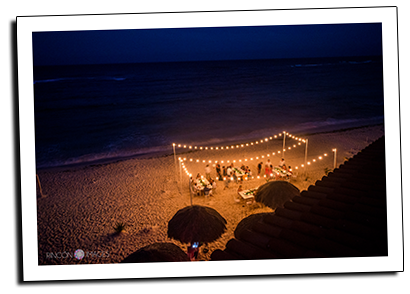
[36,124,385,265]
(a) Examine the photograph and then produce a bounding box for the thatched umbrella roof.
[167,205,227,244]
[120,242,189,263]
[254,181,300,209]
[234,212,274,239]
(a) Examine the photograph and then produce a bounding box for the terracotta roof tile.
[326,193,360,204]
[266,237,307,258]
[284,201,312,212]
[300,190,327,200]
[299,211,336,228]
[225,239,279,260]
[211,136,387,261]
[335,218,386,241]
[292,194,320,206]
[264,214,294,229]
[275,207,302,221]
[240,229,273,249]
[254,221,283,238]
[309,205,345,220]
[290,221,326,238]
[317,198,350,212]
[279,228,319,250]
[210,249,242,261]
[325,228,375,254]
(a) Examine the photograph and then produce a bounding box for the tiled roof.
[211,136,387,260]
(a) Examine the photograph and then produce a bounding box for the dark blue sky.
[32,23,382,66]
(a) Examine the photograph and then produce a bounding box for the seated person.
[279,158,286,168]
[193,183,201,196]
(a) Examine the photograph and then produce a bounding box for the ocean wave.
[291,59,374,68]
[34,76,126,84]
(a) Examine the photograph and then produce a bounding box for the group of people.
[257,158,294,180]
[191,158,295,196]
[189,170,217,197]
[215,163,252,181]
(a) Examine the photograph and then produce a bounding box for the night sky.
[32,23,382,66]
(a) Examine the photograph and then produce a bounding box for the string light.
[176,137,331,180]
[172,131,307,150]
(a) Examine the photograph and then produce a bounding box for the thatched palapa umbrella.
[254,181,300,209]
[234,212,274,239]
[120,242,189,263]
[167,205,227,244]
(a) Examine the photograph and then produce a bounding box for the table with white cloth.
[238,187,258,200]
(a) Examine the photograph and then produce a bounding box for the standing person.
[216,163,223,180]
[257,162,263,176]
[265,159,271,175]
[205,164,211,180]
[222,166,227,179]
[223,176,230,190]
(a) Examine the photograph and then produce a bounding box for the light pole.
[304,139,309,176]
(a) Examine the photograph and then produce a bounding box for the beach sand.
[36,124,385,264]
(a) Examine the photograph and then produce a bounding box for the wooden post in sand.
[36,174,45,197]
[178,158,182,182]
[304,139,309,176]
[173,144,177,181]
[189,178,193,206]
[333,148,337,169]
[282,131,286,159]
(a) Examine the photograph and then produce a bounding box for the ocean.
[33,56,384,169]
